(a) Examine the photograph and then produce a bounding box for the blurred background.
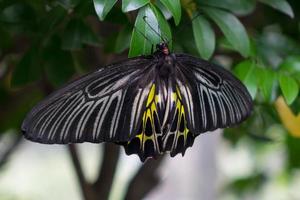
[0,0,300,199]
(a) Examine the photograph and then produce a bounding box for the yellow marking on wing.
[176,86,182,100]
[129,83,160,151]
[172,92,177,101]
[174,88,191,147]
[151,101,157,113]
[176,99,181,110]
[146,84,155,107]
[181,105,190,140]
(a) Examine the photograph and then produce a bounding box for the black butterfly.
[22,43,253,162]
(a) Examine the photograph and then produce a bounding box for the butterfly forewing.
[175,54,253,134]
[22,57,156,144]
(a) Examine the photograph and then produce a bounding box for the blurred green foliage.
[1,0,300,199]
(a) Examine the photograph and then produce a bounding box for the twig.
[94,143,120,200]
[68,144,95,200]
[0,135,22,168]
[125,155,165,200]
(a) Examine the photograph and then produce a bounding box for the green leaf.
[174,26,198,56]
[81,27,100,46]
[256,68,276,102]
[0,89,43,133]
[192,15,215,59]
[40,5,67,33]
[202,7,250,57]
[279,55,300,73]
[249,38,257,57]
[62,19,82,50]
[234,60,257,98]
[0,2,36,24]
[0,2,37,32]
[93,0,118,21]
[44,51,74,87]
[62,19,99,50]
[104,6,129,24]
[0,26,12,50]
[279,73,299,105]
[259,0,294,18]
[197,0,255,15]
[11,47,42,87]
[286,135,300,169]
[104,32,118,53]
[129,4,172,57]
[57,0,81,9]
[160,0,181,25]
[43,36,75,87]
[115,24,132,53]
[122,0,149,12]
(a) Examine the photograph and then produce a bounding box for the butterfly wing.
[174,53,253,135]
[22,57,156,144]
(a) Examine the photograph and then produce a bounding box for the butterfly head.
[156,42,169,55]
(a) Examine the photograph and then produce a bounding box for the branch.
[68,144,95,200]
[94,143,120,200]
[0,134,22,168]
[125,155,165,200]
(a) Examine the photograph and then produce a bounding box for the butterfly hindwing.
[123,79,196,161]
[22,57,156,144]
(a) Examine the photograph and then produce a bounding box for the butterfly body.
[22,43,253,162]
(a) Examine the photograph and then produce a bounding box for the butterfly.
[22,42,253,162]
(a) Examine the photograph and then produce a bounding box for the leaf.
[259,0,294,18]
[44,52,75,87]
[104,32,118,53]
[198,0,256,15]
[256,68,276,102]
[192,15,215,59]
[202,7,250,57]
[0,2,37,32]
[234,60,257,98]
[174,25,199,56]
[43,36,75,87]
[286,135,300,169]
[279,55,300,73]
[122,0,149,12]
[248,38,257,57]
[57,0,81,9]
[115,24,132,53]
[62,19,99,50]
[129,4,172,57]
[11,47,42,87]
[40,5,67,33]
[62,19,82,50]
[160,0,181,25]
[0,2,36,24]
[0,26,12,50]
[93,0,118,21]
[279,73,299,105]
[0,89,43,133]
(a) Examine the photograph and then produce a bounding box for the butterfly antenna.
[143,16,167,43]
[133,25,153,44]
